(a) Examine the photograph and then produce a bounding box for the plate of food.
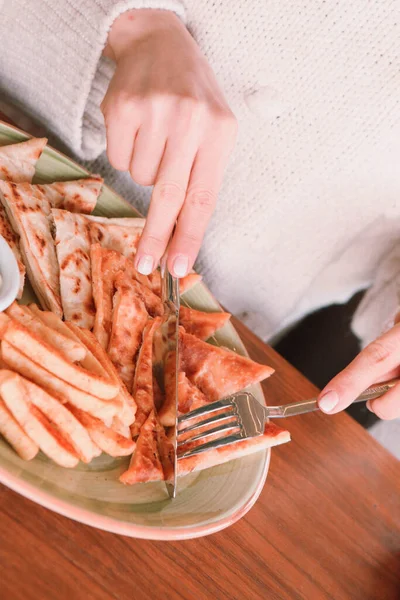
[0,120,290,540]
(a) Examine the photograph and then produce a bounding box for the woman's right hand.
[102,9,237,278]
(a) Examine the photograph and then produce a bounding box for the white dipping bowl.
[0,235,20,312]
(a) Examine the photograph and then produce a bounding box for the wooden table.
[0,320,398,600]
[0,112,399,600]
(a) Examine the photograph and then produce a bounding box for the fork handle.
[270,378,399,418]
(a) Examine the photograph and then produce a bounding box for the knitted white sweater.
[1,0,399,342]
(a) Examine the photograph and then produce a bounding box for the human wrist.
[104,9,183,61]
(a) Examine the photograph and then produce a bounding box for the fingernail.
[366,400,374,413]
[173,255,189,278]
[137,254,154,275]
[318,390,339,413]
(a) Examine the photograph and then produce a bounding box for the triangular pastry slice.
[52,209,94,326]
[180,330,274,402]
[130,317,161,437]
[119,410,164,484]
[37,176,103,214]
[0,137,47,182]
[179,306,230,340]
[0,137,47,297]
[108,272,149,390]
[0,181,62,314]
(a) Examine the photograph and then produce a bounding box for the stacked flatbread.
[52,211,289,483]
[0,138,103,303]
[0,138,290,484]
[0,137,47,297]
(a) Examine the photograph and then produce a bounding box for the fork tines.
[177,394,253,459]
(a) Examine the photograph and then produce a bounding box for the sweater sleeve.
[0,0,185,160]
[351,245,400,348]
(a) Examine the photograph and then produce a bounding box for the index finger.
[318,324,400,414]
[166,146,224,277]
[134,139,197,275]
[167,117,237,277]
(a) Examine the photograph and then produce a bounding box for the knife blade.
[159,259,180,498]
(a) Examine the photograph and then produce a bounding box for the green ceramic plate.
[0,120,270,540]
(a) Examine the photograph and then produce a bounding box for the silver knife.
[160,259,180,498]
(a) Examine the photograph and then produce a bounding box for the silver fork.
[177,379,398,459]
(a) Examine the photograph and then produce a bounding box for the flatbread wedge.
[37,176,103,214]
[0,370,79,468]
[119,410,164,484]
[179,272,202,295]
[145,270,202,297]
[0,205,25,298]
[88,218,200,298]
[0,137,47,183]
[122,417,290,483]
[180,329,274,402]
[91,244,130,349]
[52,209,94,327]
[91,244,163,349]
[158,348,209,427]
[108,272,149,390]
[0,181,62,314]
[178,421,290,477]
[128,278,163,318]
[179,306,231,340]
[88,218,145,257]
[52,211,145,328]
[0,175,101,310]
[158,327,274,426]
[131,317,161,437]
[0,396,38,460]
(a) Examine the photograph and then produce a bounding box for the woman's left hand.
[318,323,400,420]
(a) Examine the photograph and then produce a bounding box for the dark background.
[274,291,379,428]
